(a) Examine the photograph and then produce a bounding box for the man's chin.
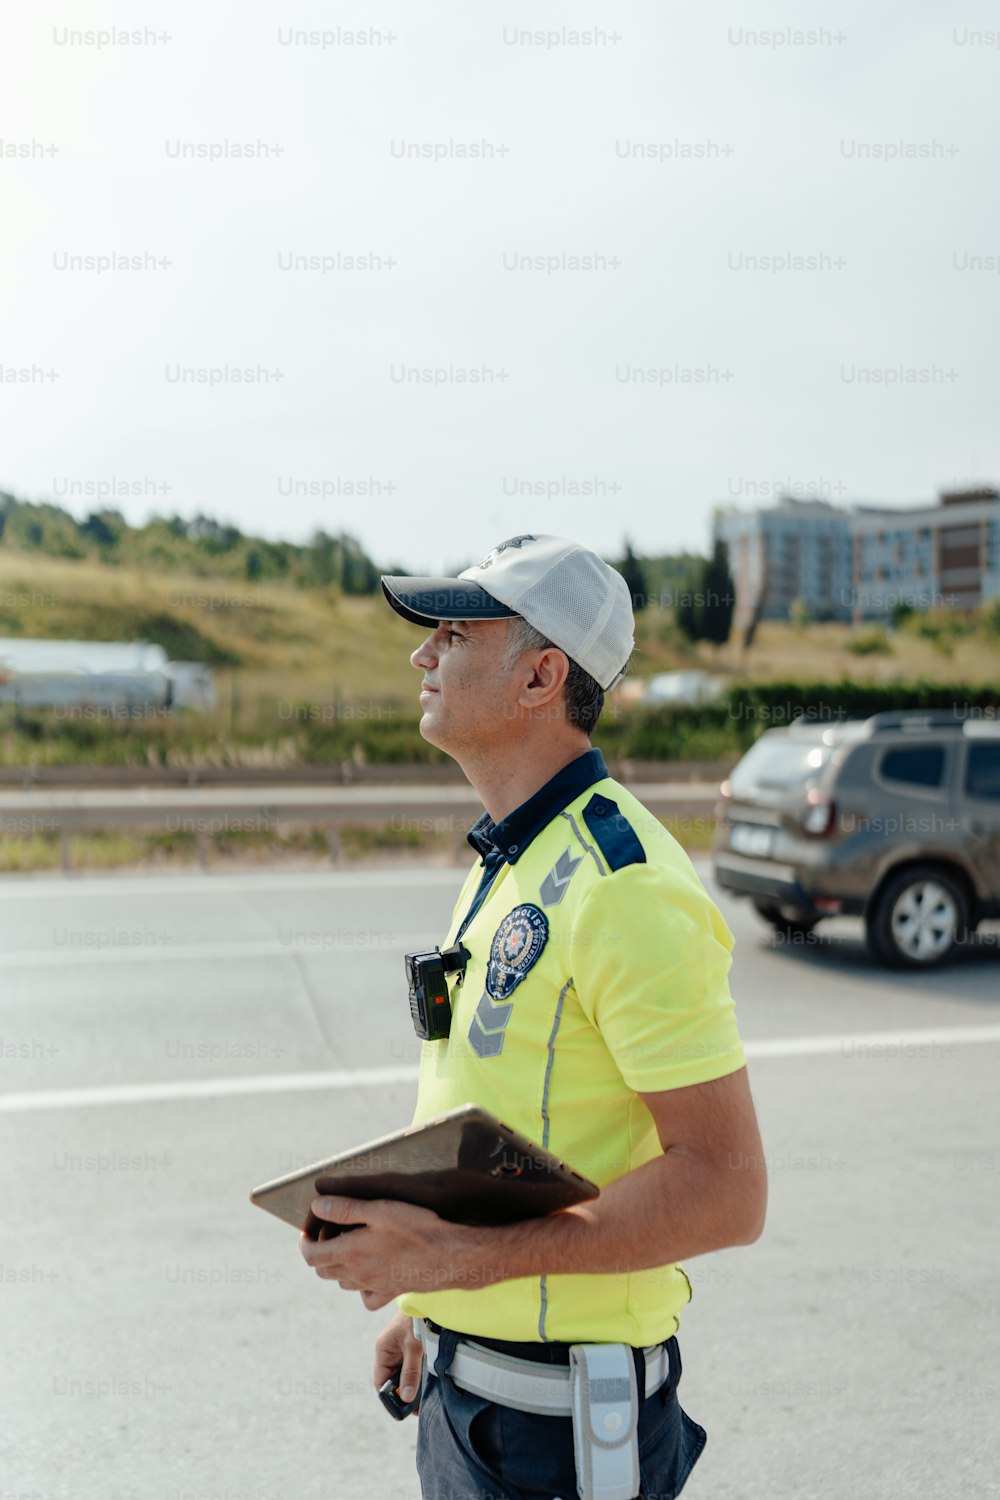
[417,712,444,748]
[418,708,462,759]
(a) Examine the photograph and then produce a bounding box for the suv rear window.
[965,743,1000,799]
[730,737,832,795]
[880,746,945,788]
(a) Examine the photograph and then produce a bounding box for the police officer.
[300,534,767,1500]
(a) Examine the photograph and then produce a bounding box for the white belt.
[415,1318,669,1418]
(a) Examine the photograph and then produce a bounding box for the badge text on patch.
[485,903,549,1002]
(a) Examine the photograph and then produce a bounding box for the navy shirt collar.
[465,746,609,863]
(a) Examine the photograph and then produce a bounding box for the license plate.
[730,823,775,857]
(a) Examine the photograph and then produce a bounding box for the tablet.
[249,1102,599,1238]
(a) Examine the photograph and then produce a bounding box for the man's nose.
[410,634,439,670]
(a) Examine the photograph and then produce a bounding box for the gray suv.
[711,710,1000,967]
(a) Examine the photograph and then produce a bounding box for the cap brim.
[380,576,517,627]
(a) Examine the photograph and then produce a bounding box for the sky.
[3,0,1000,576]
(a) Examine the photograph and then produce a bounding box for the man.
[300,534,767,1499]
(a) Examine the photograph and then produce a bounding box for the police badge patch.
[485,903,549,1001]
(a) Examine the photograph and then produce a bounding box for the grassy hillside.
[2,550,408,682]
[1,548,997,769]
[0,551,694,765]
[706,615,1000,686]
[0,549,707,704]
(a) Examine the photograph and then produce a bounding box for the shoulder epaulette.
[581,792,647,872]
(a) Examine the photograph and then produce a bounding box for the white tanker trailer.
[0,639,216,711]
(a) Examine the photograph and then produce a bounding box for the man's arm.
[301,1065,767,1307]
[452,1064,767,1281]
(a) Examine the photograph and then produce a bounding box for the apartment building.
[713,497,854,629]
[714,488,1000,626]
[851,488,1000,619]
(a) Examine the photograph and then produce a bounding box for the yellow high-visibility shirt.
[397,746,746,1345]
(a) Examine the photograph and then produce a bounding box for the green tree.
[698,539,735,645]
[305,530,340,587]
[616,538,649,611]
[80,511,121,548]
[340,536,378,594]
[0,487,382,594]
[675,572,700,642]
[789,597,810,631]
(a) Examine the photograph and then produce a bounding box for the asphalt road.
[1,860,998,1500]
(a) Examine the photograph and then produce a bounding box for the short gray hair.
[501,616,631,736]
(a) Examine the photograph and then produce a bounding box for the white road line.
[0,1065,420,1112]
[0,867,468,901]
[0,935,430,968]
[2,1024,999,1114]
[745,1024,1000,1056]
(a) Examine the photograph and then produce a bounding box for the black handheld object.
[406,942,468,1040]
[378,1366,420,1420]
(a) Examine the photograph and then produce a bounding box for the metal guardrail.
[0,758,734,790]
[0,780,722,872]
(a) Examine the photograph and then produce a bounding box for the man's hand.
[374,1310,425,1410]
[298,1195,477,1311]
[298,1067,768,1299]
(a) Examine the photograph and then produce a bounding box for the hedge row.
[3,679,997,768]
[722,679,999,718]
[308,678,1000,763]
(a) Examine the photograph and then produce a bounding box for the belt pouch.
[568,1342,640,1500]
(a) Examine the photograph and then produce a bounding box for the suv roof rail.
[864,709,967,733]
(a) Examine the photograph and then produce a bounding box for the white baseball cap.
[380,533,635,691]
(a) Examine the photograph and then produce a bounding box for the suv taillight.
[802,790,836,837]
[715,778,731,822]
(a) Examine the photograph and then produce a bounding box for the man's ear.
[524,647,569,703]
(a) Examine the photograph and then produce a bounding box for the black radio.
[405,942,469,1041]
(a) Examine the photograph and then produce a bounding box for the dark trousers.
[415,1324,707,1500]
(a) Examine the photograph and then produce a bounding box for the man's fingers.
[301,1239,344,1269]
[373,1313,411,1387]
[299,1230,343,1268]
[310,1194,374,1227]
[398,1343,424,1402]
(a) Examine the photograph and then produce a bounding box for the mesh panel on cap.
[515,552,621,684]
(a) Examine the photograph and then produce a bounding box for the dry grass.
[0,815,718,876]
[2,549,997,729]
[0,550,423,703]
[707,617,1000,684]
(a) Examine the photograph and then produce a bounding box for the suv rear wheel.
[752,898,820,939]
[866,864,969,968]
